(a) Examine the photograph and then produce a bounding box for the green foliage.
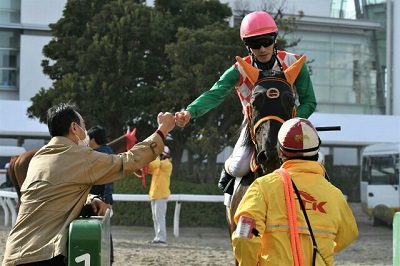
[163,23,246,181]
[111,173,227,227]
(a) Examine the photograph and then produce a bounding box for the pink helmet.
[240,11,278,40]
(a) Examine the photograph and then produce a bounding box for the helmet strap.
[247,42,282,71]
[273,45,284,71]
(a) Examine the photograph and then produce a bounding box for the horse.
[227,55,306,264]
[7,128,140,209]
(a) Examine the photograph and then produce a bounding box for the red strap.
[133,165,148,188]
[275,168,304,266]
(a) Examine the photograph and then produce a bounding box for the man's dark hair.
[47,102,80,137]
[87,125,108,145]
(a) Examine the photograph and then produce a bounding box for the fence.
[0,190,224,237]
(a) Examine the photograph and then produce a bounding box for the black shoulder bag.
[291,180,329,266]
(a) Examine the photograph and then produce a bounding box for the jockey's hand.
[91,197,111,216]
[157,112,175,136]
[174,110,191,128]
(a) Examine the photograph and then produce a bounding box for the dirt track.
[0,202,393,265]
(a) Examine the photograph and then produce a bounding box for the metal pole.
[386,0,393,115]
[315,126,341,132]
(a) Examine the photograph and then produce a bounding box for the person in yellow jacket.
[148,146,173,244]
[232,118,358,266]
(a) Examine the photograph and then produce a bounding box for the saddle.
[218,168,256,195]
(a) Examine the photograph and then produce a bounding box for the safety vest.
[234,51,300,110]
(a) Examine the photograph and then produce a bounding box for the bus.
[360,143,400,226]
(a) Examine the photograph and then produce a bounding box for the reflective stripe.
[266,224,337,236]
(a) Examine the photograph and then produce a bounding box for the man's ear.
[70,122,78,134]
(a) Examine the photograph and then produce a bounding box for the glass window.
[368,156,397,185]
[0,0,20,23]
[0,31,20,48]
[0,30,19,90]
[1,69,17,87]
[0,50,17,68]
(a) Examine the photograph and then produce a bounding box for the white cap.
[162,146,170,157]
[278,118,320,157]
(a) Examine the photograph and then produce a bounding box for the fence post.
[68,209,111,266]
[394,212,400,265]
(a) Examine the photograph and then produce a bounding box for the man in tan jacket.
[3,102,175,266]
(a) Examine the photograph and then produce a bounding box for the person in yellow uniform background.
[148,146,172,244]
[232,117,358,266]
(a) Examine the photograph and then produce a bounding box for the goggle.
[245,35,276,49]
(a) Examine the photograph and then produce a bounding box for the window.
[0,0,20,23]
[0,31,19,90]
[366,155,397,185]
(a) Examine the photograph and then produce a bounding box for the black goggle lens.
[245,36,275,49]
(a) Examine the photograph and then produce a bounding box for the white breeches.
[151,198,168,242]
[224,117,252,178]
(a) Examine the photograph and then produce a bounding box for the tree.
[26,0,303,183]
[29,0,177,139]
[27,0,238,182]
[163,23,246,183]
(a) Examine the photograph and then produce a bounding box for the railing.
[0,190,224,237]
[0,188,18,226]
[113,194,224,237]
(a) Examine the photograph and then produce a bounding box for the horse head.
[108,128,137,154]
[236,55,306,175]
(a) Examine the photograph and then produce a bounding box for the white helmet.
[278,118,321,157]
[162,146,170,157]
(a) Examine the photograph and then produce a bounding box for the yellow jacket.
[232,160,358,266]
[148,157,172,200]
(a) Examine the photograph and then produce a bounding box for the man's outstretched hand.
[157,112,176,137]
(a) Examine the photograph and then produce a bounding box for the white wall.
[19,35,53,101]
[21,0,66,25]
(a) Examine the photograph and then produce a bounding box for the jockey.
[231,118,358,265]
[175,11,317,194]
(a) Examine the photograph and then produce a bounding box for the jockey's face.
[250,43,275,63]
[245,35,276,63]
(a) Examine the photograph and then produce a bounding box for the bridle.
[245,89,296,173]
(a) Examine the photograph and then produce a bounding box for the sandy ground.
[0,202,393,266]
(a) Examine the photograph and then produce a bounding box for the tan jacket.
[3,133,164,266]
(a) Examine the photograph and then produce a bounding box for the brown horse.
[8,128,139,209]
[227,55,306,264]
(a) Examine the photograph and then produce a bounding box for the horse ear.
[284,55,306,85]
[236,56,259,85]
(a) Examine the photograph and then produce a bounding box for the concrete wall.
[19,35,53,101]
[21,0,66,24]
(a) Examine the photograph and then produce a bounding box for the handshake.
[156,110,191,136]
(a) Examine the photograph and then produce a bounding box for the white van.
[360,143,400,226]
[0,146,26,188]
